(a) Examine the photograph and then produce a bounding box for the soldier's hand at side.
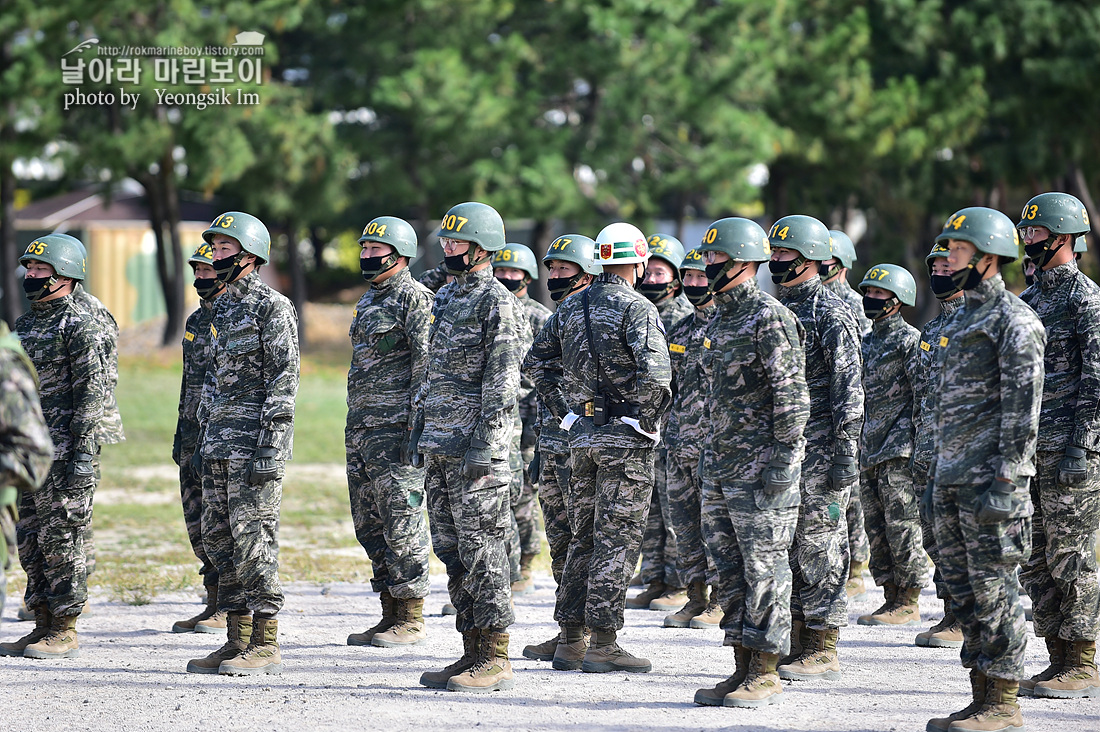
[828,454,858,490]
[763,444,797,495]
[172,431,182,466]
[975,479,1015,523]
[919,479,934,524]
[189,446,203,480]
[401,425,423,468]
[527,449,541,484]
[246,447,279,486]
[1058,446,1088,486]
[462,438,492,480]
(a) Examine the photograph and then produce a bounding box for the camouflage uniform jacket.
[73,284,124,445]
[176,299,215,445]
[524,310,569,457]
[517,293,552,413]
[417,267,523,460]
[527,272,672,450]
[859,312,919,468]
[826,277,872,338]
[1020,259,1100,452]
[701,277,809,483]
[0,324,53,493]
[199,272,300,459]
[911,297,964,474]
[656,292,693,335]
[665,307,713,460]
[778,276,864,456]
[933,274,1045,492]
[16,295,106,459]
[347,268,432,430]
[418,262,449,294]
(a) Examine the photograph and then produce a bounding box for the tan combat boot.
[860,586,921,626]
[0,604,50,657]
[347,591,396,646]
[173,585,226,634]
[625,581,666,610]
[846,560,869,597]
[24,613,79,659]
[582,628,651,673]
[629,571,643,587]
[779,618,808,666]
[511,553,537,596]
[927,669,986,732]
[447,630,515,692]
[650,586,689,612]
[186,613,252,674]
[219,615,282,675]
[723,650,784,707]
[663,581,708,628]
[857,582,898,625]
[420,629,480,688]
[1019,636,1064,697]
[916,601,964,648]
[524,626,564,662]
[372,597,427,647]
[690,590,724,629]
[948,676,1024,731]
[694,644,751,705]
[1034,640,1100,699]
[777,626,841,680]
[551,624,588,671]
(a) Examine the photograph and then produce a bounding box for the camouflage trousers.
[179,442,217,588]
[425,454,514,631]
[346,428,430,600]
[666,447,716,586]
[1019,450,1100,641]
[933,481,1032,680]
[702,479,797,654]
[16,461,94,617]
[202,458,284,616]
[1,500,15,626]
[516,444,542,557]
[537,450,572,585]
[556,446,654,631]
[861,457,926,589]
[915,461,950,601]
[639,447,681,587]
[848,477,870,564]
[790,441,850,629]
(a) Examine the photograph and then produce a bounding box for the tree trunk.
[0,152,18,328]
[286,219,308,345]
[160,154,186,346]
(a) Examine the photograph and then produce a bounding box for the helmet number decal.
[648,235,667,252]
[703,228,717,244]
[362,221,388,236]
[441,214,469,232]
[1021,205,1038,221]
[949,214,967,230]
[497,249,513,261]
[550,237,572,252]
[212,214,235,228]
[865,267,889,281]
[769,224,789,240]
[25,240,48,256]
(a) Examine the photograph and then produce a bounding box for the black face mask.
[769,256,808,285]
[1023,262,1035,288]
[23,276,57,301]
[819,261,842,281]
[683,284,712,307]
[705,260,749,293]
[929,274,961,300]
[360,253,400,282]
[193,277,223,300]
[636,281,675,303]
[213,253,248,283]
[1024,235,1067,269]
[547,274,582,301]
[862,295,896,320]
[944,253,989,293]
[444,252,470,275]
[496,276,525,293]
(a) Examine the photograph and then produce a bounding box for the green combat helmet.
[188,242,224,300]
[935,206,1019,292]
[189,242,215,267]
[768,214,830,285]
[821,229,856,281]
[926,240,961,301]
[439,202,505,274]
[359,216,417,282]
[698,217,770,292]
[543,233,599,302]
[1017,192,1090,268]
[20,234,87,281]
[492,242,539,280]
[640,233,686,302]
[202,211,271,264]
[858,263,916,319]
[679,247,713,307]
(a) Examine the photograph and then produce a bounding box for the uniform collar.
[30,293,73,311]
[940,296,964,316]
[715,275,759,307]
[230,270,262,295]
[871,311,902,334]
[596,272,632,289]
[779,274,822,303]
[455,266,494,292]
[963,273,1004,305]
[1037,258,1079,291]
[370,266,411,293]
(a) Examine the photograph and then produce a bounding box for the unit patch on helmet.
[634,241,647,258]
[601,243,613,260]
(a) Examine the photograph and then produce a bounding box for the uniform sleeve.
[1071,287,1100,451]
[258,301,300,452]
[66,318,106,455]
[472,293,523,447]
[404,289,432,425]
[997,312,1046,483]
[626,303,672,433]
[525,312,568,422]
[821,308,864,457]
[761,310,809,449]
[0,357,54,492]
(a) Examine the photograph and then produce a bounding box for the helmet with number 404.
[935,207,1019,260]
[543,234,601,275]
[202,211,271,264]
[594,222,648,265]
[768,215,832,261]
[492,242,539,279]
[359,216,418,259]
[858,263,917,306]
[439,202,506,252]
[20,234,87,280]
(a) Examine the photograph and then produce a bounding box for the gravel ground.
[0,576,1095,731]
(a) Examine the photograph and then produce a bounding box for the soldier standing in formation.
[925,208,1044,732]
[769,215,864,681]
[692,218,808,708]
[171,243,227,634]
[528,222,671,674]
[1017,192,1100,699]
[660,247,721,630]
[852,265,927,627]
[629,233,692,613]
[188,212,300,677]
[344,216,432,649]
[520,234,601,665]
[0,235,106,659]
[414,202,523,693]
